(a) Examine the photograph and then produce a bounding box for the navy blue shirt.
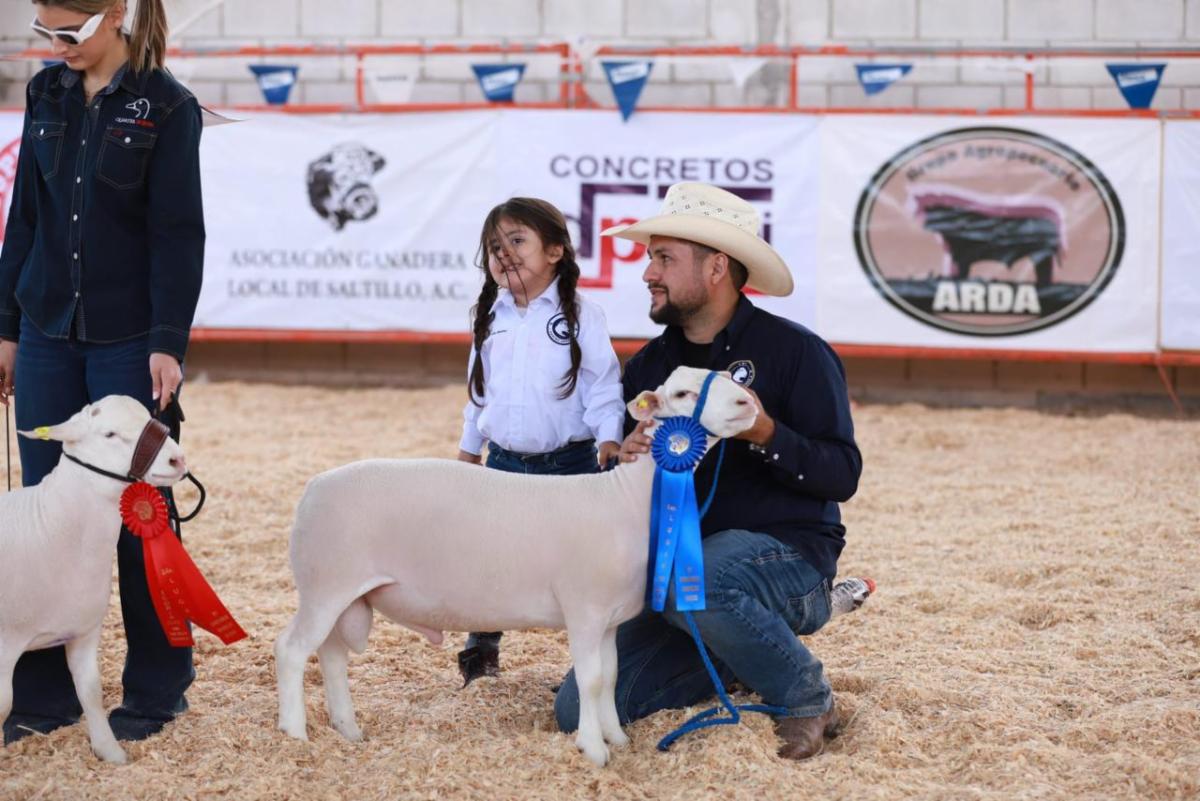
[622,295,862,580]
[0,63,205,360]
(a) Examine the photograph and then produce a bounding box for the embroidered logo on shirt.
[125,98,151,119]
[546,313,577,346]
[727,360,756,386]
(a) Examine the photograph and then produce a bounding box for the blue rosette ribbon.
[647,373,720,613]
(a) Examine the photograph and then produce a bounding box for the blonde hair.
[34,0,167,74]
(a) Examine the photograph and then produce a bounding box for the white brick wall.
[920,0,1005,40]
[1096,0,1185,40]
[0,0,1196,113]
[381,1,460,38]
[627,0,710,38]
[833,0,916,38]
[543,0,624,37]
[1008,0,1093,41]
[462,0,541,38]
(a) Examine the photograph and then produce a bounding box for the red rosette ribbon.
[119,482,248,648]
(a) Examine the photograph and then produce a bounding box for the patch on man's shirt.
[728,359,756,386]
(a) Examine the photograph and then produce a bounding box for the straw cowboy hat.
[601,182,794,297]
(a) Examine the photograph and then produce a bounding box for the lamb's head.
[20,395,188,487]
[627,366,757,439]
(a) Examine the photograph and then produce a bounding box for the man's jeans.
[4,318,194,741]
[554,529,833,731]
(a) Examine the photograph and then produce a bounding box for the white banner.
[0,109,1192,355]
[817,116,1161,352]
[1162,121,1200,350]
[492,110,820,338]
[195,111,499,331]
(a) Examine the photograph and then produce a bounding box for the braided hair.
[468,198,584,405]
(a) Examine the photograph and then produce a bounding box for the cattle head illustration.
[306,143,387,231]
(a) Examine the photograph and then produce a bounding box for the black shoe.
[3,714,79,745]
[457,646,501,687]
[108,696,188,742]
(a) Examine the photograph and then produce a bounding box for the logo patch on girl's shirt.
[546,313,577,345]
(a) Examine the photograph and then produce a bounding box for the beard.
[648,286,705,326]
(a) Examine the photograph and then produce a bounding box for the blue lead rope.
[647,372,788,752]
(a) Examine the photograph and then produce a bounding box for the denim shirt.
[0,63,205,360]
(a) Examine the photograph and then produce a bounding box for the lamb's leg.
[64,628,126,764]
[566,619,609,766]
[597,625,628,748]
[275,600,348,741]
[0,645,17,731]
[317,630,361,742]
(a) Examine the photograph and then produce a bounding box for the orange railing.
[4,41,1200,116]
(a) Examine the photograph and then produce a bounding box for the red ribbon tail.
[142,534,248,647]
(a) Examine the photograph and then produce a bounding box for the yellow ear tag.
[636,398,649,410]
[35,426,52,440]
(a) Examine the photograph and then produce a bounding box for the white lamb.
[275,366,757,766]
[0,396,188,763]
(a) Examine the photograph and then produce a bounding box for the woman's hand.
[149,352,182,411]
[457,449,483,465]
[0,339,16,406]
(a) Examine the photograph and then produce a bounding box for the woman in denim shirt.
[0,0,204,745]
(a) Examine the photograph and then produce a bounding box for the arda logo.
[853,127,1125,336]
[307,143,387,232]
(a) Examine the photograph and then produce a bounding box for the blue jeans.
[5,318,194,734]
[554,529,833,730]
[466,439,600,651]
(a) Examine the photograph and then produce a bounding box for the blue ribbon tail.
[672,476,705,611]
[649,468,687,613]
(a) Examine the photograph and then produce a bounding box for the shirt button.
[797,474,804,480]
[772,453,779,460]
[124,136,131,144]
[72,214,78,221]
[76,177,81,184]
[73,252,78,259]
[74,291,80,298]
[82,139,86,145]
[39,128,44,136]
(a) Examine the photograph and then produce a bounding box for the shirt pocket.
[29,120,67,180]
[96,126,157,190]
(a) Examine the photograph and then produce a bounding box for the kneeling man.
[554,182,862,760]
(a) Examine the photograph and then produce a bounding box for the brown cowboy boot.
[775,700,839,760]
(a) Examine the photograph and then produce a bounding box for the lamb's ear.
[628,390,662,421]
[18,408,90,443]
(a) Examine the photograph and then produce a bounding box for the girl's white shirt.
[460,281,625,455]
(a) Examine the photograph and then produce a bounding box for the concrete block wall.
[2,0,1198,110]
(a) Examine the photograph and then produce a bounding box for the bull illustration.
[908,184,1066,287]
[307,143,387,231]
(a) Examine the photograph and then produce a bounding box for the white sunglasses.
[30,12,107,46]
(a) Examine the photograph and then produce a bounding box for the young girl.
[0,0,204,743]
[456,198,625,685]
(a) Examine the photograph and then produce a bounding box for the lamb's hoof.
[278,720,309,741]
[605,729,630,748]
[95,742,128,764]
[333,722,363,742]
[576,735,610,767]
[457,646,500,688]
